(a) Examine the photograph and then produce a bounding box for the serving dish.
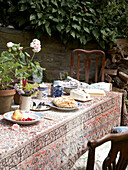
[3,111,40,125]
[48,101,82,111]
[72,97,92,102]
[64,85,78,94]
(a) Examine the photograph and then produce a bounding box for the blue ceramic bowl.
[64,85,78,94]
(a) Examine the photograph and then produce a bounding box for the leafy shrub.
[0,0,127,49]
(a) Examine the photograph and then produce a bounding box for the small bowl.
[64,85,78,94]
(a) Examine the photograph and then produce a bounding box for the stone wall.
[0,27,99,82]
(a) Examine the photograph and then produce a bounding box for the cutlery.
[43,116,54,121]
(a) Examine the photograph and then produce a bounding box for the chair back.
[70,49,105,83]
[86,131,128,170]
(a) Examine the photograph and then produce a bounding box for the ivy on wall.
[0,0,127,50]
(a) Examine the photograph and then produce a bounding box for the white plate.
[48,101,82,111]
[3,111,40,125]
[74,98,92,102]
[30,105,50,111]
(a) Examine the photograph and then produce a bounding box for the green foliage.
[0,0,128,49]
[0,41,44,90]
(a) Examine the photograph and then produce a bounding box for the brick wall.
[0,27,99,82]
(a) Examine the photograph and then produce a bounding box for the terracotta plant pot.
[0,89,16,114]
[14,91,20,105]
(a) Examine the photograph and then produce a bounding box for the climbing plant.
[0,0,127,49]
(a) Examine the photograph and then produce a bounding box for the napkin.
[67,76,112,91]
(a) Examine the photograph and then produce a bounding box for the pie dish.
[3,111,40,125]
[52,96,78,108]
[48,101,82,111]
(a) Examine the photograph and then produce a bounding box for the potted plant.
[0,39,45,113]
[14,78,39,111]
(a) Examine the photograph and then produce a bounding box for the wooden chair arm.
[87,131,128,149]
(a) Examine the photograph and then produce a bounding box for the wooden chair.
[70,49,105,83]
[86,131,128,170]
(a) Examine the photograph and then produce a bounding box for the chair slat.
[77,54,80,80]
[70,49,105,83]
[95,55,98,83]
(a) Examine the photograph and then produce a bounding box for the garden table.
[0,91,122,169]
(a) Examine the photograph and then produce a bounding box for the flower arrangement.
[14,78,39,96]
[0,39,45,90]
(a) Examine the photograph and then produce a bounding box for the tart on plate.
[52,96,78,108]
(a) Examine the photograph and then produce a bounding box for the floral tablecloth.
[0,91,122,169]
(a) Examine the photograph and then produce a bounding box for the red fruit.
[19,117,35,121]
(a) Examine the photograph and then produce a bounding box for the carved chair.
[70,49,105,83]
[86,130,128,170]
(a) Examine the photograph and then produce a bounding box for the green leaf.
[84,27,90,33]
[80,36,86,45]
[76,33,80,38]
[30,14,36,21]
[86,13,93,17]
[25,52,30,57]
[38,20,43,26]
[72,16,77,21]
[12,46,17,52]
[89,8,95,14]
[71,31,75,38]
[56,24,64,31]
[51,0,58,7]
[37,13,43,19]
[19,5,28,11]
[101,30,107,36]
[99,41,105,49]
[52,8,57,13]
[52,18,59,22]
[66,26,71,33]
[45,22,51,36]
[72,24,81,31]
[92,29,99,39]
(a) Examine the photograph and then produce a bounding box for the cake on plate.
[70,89,91,101]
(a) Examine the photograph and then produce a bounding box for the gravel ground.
[72,141,128,170]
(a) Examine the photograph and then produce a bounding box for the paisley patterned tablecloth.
[0,91,122,169]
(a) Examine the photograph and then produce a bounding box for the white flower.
[12,124,20,131]
[32,46,41,53]
[18,47,23,50]
[30,39,41,53]
[7,42,14,48]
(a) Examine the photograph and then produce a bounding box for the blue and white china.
[52,85,63,97]
[37,83,48,99]
[51,80,64,97]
